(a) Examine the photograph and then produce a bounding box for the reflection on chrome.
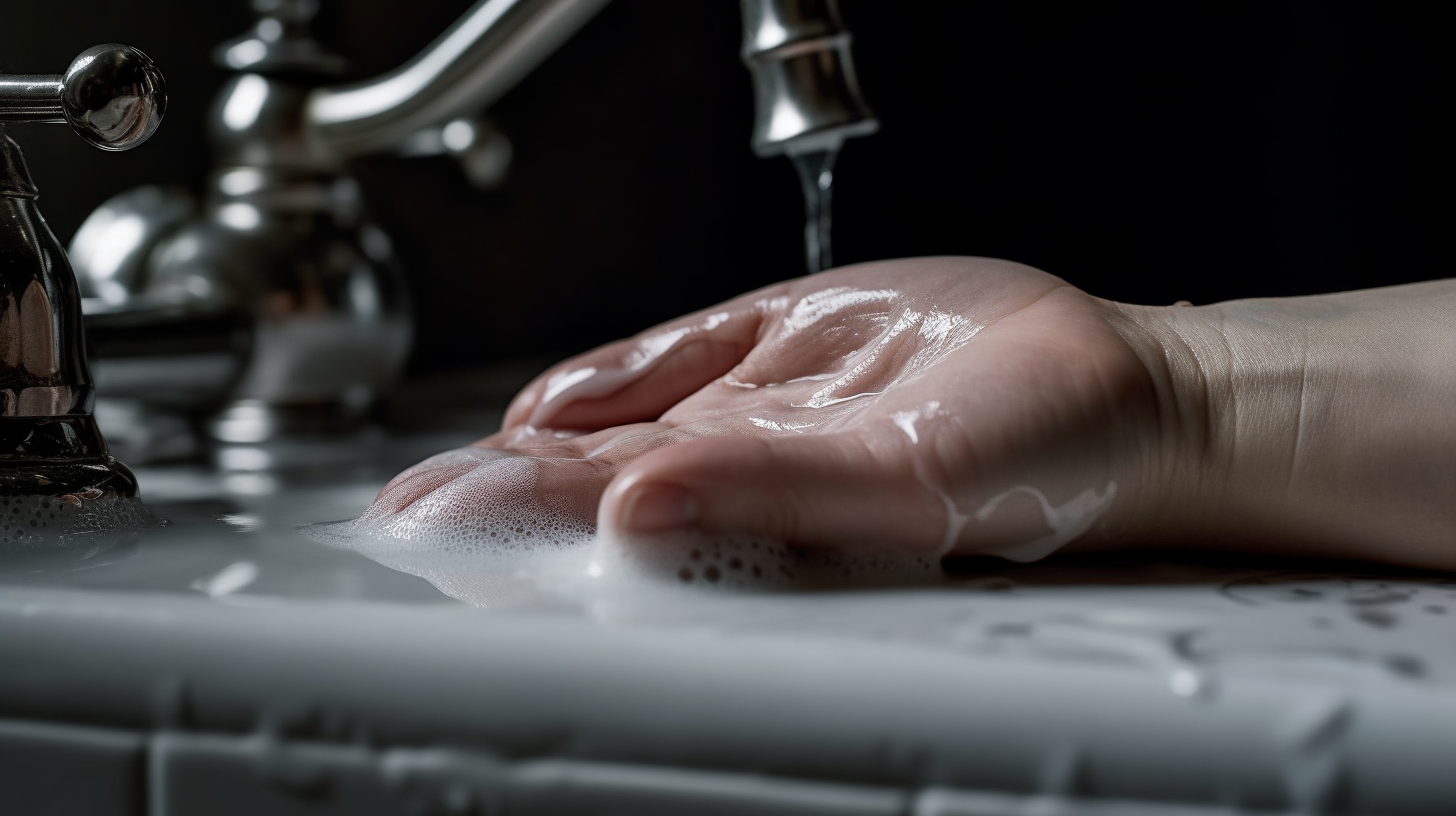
[68,0,877,454]
[1,45,167,549]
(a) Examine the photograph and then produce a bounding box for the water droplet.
[1353,608,1398,629]
[1169,668,1203,698]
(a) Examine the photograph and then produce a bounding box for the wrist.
[1111,283,1456,568]
[1101,299,1237,546]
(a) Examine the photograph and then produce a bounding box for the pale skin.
[377,257,1456,572]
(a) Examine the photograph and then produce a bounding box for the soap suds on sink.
[299,447,942,607]
[0,490,162,568]
[302,452,596,606]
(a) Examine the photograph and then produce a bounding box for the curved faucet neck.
[304,0,614,162]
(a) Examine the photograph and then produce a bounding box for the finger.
[501,302,770,433]
[370,447,514,515]
[371,423,699,524]
[369,446,614,529]
[598,434,950,553]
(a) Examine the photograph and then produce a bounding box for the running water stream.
[790,146,839,273]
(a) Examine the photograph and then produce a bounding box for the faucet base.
[0,414,153,561]
[0,454,154,569]
[0,456,141,500]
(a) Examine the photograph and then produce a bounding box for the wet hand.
[371,260,1456,571]
[378,257,1177,561]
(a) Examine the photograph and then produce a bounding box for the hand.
[377,257,1177,562]
[373,258,1456,572]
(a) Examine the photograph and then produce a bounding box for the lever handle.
[0,44,167,151]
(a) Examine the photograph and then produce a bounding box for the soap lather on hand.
[366,257,1456,575]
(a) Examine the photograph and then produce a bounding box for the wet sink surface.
[12,426,1453,683]
[2,393,1456,815]
[3,429,477,604]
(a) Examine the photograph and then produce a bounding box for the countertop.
[2,386,1454,816]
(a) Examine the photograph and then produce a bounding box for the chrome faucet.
[70,0,876,448]
[0,45,164,555]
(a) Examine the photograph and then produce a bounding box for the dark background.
[4,0,1447,375]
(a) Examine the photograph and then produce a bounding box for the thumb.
[598,434,949,554]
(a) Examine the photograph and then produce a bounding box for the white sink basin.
[2,403,1454,815]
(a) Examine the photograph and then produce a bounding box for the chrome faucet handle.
[0,46,166,559]
[0,44,167,152]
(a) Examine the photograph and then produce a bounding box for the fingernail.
[620,483,699,534]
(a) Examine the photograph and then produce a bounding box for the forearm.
[1117,281,1456,569]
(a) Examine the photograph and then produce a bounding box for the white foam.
[975,482,1118,563]
[298,447,944,608]
[302,453,596,606]
[0,492,159,548]
[890,400,943,445]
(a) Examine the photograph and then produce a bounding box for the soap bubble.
[0,488,161,569]
[299,445,944,608]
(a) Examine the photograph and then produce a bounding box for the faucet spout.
[304,0,877,162]
[305,0,612,162]
[740,0,878,157]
